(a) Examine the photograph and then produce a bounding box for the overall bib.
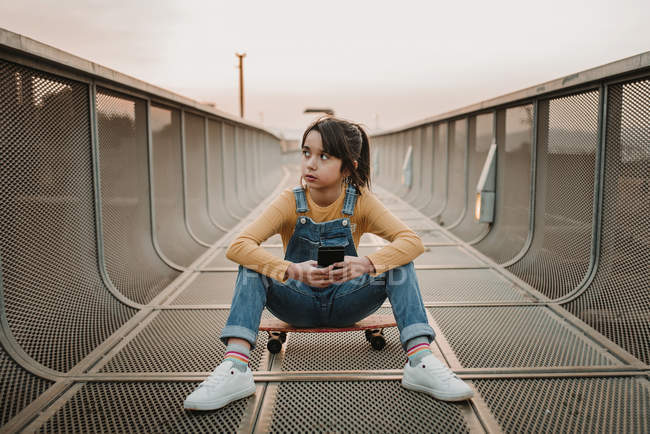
[220,184,435,352]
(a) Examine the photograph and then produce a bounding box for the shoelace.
[200,366,236,388]
[421,362,460,383]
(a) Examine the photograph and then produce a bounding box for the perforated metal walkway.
[1,31,649,433]
[4,167,644,433]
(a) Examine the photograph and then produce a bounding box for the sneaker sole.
[401,379,474,402]
[184,384,257,411]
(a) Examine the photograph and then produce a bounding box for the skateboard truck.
[259,314,396,354]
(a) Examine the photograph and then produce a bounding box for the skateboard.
[259,314,397,354]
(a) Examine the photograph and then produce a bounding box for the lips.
[305,174,318,181]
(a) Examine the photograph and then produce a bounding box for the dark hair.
[300,115,371,194]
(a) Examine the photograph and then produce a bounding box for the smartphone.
[317,245,345,268]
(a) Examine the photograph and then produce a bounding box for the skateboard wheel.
[267,337,283,354]
[279,332,287,343]
[370,335,386,351]
[364,330,373,341]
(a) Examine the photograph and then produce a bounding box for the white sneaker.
[401,354,474,401]
[184,360,256,411]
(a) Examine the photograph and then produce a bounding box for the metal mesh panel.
[508,91,599,299]
[184,112,224,243]
[170,272,237,305]
[382,134,395,191]
[566,78,650,365]
[410,128,426,203]
[234,126,254,209]
[385,133,399,191]
[206,119,237,227]
[0,61,136,371]
[100,309,274,372]
[357,245,383,258]
[417,269,530,302]
[207,246,285,268]
[421,123,448,216]
[474,377,649,433]
[475,105,533,263]
[439,119,467,227]
[242,128,260,205]
[264,234,283,245]
[404,129,419,201]
[280,307,406,371]
[39,381,254,433]
[429,306,619,368]
[413,229,453,243]
[451,113,492,241]
[151,105,207,266]
[403,217,436,228]
[96,89,179,304]
[413,125,433,209]
[415,246,484,266]
[378,136,389,185]
[265,380,469,433]
[0,347,53,426]
[221,123,246,217]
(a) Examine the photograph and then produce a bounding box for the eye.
[302,149,310,157]
[320,153,329,160]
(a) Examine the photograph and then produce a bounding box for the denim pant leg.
[219,265,270,350]
[220,265,321,350]
[383,261,435,352]
[330,261,435,352]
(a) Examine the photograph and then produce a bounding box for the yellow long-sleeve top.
[225,183,425,283]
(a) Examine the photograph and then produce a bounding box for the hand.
[327,255,374,284]
[284,260,335,288]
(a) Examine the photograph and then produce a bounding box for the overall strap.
[342,184,359,216]
[292,187,309,213]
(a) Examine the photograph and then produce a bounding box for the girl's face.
[301,130,346,189]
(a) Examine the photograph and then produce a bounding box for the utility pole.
[235,52,246,118]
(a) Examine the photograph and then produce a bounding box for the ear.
[342,161,358,178]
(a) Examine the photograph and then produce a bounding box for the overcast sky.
[2,0,648,138]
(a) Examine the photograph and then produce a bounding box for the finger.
[314,269,330,279]
[314,279,332,288]
[310,274,327,283]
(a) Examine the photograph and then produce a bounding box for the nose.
[306,154,318,169]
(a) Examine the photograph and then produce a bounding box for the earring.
[344,176,352,185]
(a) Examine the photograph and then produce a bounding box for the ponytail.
[352,124,371,193]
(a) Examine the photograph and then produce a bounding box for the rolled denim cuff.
[399,322,436,352]
[220,325,259,351]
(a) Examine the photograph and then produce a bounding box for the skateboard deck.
[259,314,397,353]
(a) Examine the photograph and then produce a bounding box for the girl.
[184,116,474,411]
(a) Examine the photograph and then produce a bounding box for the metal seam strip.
[40,367,650,382]
[203,115,230,232]
[447,117,471,230]
[501,101,538,267]
[145,98,186,271]
[429,120,449,219]
[180,109,212,247]
[220,121,246,221]
[416,123,437,211]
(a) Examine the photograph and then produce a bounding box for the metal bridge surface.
[0,28,648,433]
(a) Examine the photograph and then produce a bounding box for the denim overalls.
[219,184,435,352]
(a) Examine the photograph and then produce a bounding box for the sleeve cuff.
[366,254,389,276]
[272,261,293,283]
